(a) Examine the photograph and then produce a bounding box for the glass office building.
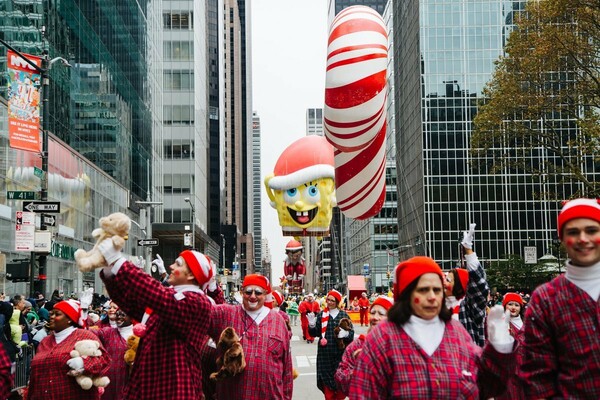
[0,0,162,294]
[1,0,163,201]
[393,0,597,268]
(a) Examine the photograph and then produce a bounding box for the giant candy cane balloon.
[324,6,388,220]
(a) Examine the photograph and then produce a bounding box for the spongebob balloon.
[265,135,336,237]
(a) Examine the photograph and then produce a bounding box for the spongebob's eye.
[303,185,321,204]
[283,188,300,203]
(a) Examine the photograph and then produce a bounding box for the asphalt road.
[290,319,369,399]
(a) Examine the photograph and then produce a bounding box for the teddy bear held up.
[75,212,131,271]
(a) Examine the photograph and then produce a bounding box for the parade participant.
[287,297,299,326]
[93,307,133,400]
[350,256,516,399]
[335,295,393,396]
[497,292,525,400]
[207,274,293,399]
[97,239,220,399]
[444,223,489,346]
[358,292,370,326]
[519,198,600,398]
[299,293,320,343]
[307,289,354,399]
[98,301,118,328]
[270,290,292,335]
[27,299,111,399]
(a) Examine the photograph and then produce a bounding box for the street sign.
[15,211,36,251]
[362,263,370,276]
[138,238,159,247]
[23,201,61,213]
[524,246,537,264]
[7,191,36,200]
[33,167,44,179]
[42,215,56,227]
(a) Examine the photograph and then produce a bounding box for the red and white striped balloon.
[324,5,388,220]
[325,6,388,153]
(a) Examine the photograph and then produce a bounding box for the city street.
[290,319,369,399]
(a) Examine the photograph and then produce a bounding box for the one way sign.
[23,201,61,213]
[42,215,56,227]
[138,239,159,247]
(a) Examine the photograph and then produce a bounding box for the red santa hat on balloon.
[267,136,336,205]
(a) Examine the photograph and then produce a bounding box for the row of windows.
[163,105,194,125]
[164,41,194,60]
[164,174,194,192]
[164,140,194,159]
[164,70,194,91]
[163,209,192,223]
[163,12,193,29]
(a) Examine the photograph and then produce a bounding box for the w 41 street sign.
[7,191,37,200]
[23,201,60,213]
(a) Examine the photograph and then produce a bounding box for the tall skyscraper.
[222,0,254,277]
[155,1,220,263]
[252,111,262,273]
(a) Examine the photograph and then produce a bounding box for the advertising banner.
[7,50,42,153]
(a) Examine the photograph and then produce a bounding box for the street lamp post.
[184,197,195,250]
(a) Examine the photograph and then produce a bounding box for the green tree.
[485,254,556,293]
[471,0,600,197]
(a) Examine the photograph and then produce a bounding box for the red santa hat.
[264,293,274,309]
[393,257,444,301]
[371,295,394,311]
[557,198,600,238]
[267,136,335,191]
[179,250,213,286]
[54,299,82,326]
[285,240,303,252]
[502,292,524,308]
[327,289,342,304]
[242,274,272,294]
[271,290,284,306]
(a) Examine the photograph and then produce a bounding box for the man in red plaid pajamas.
[208,274,293,399]
[519,198,600,398]
[97,239,220,399]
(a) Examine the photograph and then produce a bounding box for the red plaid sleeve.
[103,261,212,336]
[0,344,11,400]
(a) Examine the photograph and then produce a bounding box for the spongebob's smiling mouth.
[288,207,318,225]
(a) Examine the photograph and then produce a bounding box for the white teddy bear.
[74,212,131,271]
[67,339,110,390]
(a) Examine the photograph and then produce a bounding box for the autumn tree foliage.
[471,0,600,197]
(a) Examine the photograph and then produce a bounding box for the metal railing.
[12,345,34,391]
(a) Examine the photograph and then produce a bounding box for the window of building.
[164,70,194,91]
[163,12,193,29]
[163,41,193,60]
[163,105,194,125]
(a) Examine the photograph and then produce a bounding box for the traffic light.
[224,268,230,276]
[6,260,29,282]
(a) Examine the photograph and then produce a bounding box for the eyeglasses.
[243,289,265,296]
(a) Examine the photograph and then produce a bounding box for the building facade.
[0,0,163,295]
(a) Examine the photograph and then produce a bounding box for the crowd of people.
[0,197,598,399]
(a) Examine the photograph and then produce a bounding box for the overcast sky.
[252,0,328,280]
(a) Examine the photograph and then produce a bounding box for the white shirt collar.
[54,326,77,344]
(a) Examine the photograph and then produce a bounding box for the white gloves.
[461,223,477,250]
[487,305,514,351]
[306,312,317,327]
[337,328,349,339]
[79,288,94,309]
[152,254,166,274]
[98,238,122,265]
[67,356,84,370]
